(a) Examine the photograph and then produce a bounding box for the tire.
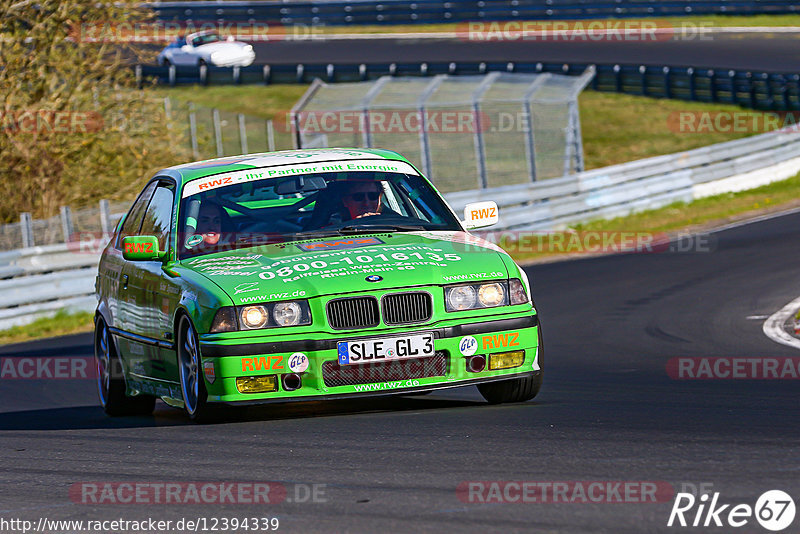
[177,315,219,423]
[477,322,543,404]
[161,58,171,67]
[477,372,542,404]
[94,317,156,416]
[197,59,206,68]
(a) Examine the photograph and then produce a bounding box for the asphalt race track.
[254,32,800,72]
[1,210,799,532]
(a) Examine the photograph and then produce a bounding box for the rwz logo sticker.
[482,332,520,349]
[470,206,497,220]
[124,242,153,254]
[198,176,233,191]
[296,237,384,251]
[241,356,284,372]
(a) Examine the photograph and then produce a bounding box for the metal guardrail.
[151,0,800,26]
[444,125,800,231]
[137,62,800,111]
[0,243,102,330]
[3,126,800,330]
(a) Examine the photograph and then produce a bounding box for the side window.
[138,184,175,252]
[117,181,157,247]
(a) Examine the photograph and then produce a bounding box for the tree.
[0,0,187,222]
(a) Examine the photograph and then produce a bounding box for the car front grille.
[326,296,380,330]
[321,351,448,387]
[382,292,433,325]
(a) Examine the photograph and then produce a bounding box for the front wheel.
[94,317,156,416]
[177,315,219,423]
[478,324,543,404]
[478,372,542,404]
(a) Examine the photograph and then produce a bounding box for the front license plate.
[338,332,435,365]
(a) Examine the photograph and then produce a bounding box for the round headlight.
[241,306,268,329]
[478,283,505,307]
[273,302,302,326]
[447,285,477,311]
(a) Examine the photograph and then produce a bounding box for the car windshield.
[178,169,462,259]
[191,33,221,47]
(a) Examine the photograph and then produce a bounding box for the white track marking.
[763,296,800,350]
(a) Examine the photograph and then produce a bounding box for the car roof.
[156,148,415,185]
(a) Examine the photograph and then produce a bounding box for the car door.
[113,181,157,378]
[125,180,181,385]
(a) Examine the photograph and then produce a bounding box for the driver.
[341,181,384,220]
[195,201,224,247]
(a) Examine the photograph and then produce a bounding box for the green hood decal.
[181,232,511,304]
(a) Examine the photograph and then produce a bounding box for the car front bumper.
[198,313,541,404]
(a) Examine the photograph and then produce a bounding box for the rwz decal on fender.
[482,332,520,349]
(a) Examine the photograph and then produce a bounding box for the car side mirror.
[122,236,166,261]
[462,201,499,230]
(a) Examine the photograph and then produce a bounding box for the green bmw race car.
[94,148,542,421]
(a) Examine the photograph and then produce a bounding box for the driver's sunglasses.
[349,192,380,201]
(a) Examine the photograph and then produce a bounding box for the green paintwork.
[96,148,540,406]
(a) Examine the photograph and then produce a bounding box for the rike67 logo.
[668,490,796,531]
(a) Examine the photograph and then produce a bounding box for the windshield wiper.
[336,224,426,235]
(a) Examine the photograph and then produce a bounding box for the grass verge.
[504,172,800,264]
[0,310,95,346]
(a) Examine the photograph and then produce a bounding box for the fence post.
[640,65,648,96]
[417,75,446,179]
[163,96,172,122]
[709,70,718,102]
[266,119,276,152]
[688,68,696,101]
[238,113,249,154]
[522,74,550,183]
[189,103,200,160]
[60,206,74,243]
[99,199,111,237]
[663,66,672,99]
[212,108,224,157]
[20,212,34,249]
[471,72,499,189]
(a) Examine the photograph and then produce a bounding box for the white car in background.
[158,31,255,68]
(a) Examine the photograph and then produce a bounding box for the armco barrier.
[151,0,800,26]
[443,125,800,230]
[3,126,800,329]
[0,243,102,330]
[137,62,800,111]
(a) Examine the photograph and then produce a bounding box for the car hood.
[181,231,511,305]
